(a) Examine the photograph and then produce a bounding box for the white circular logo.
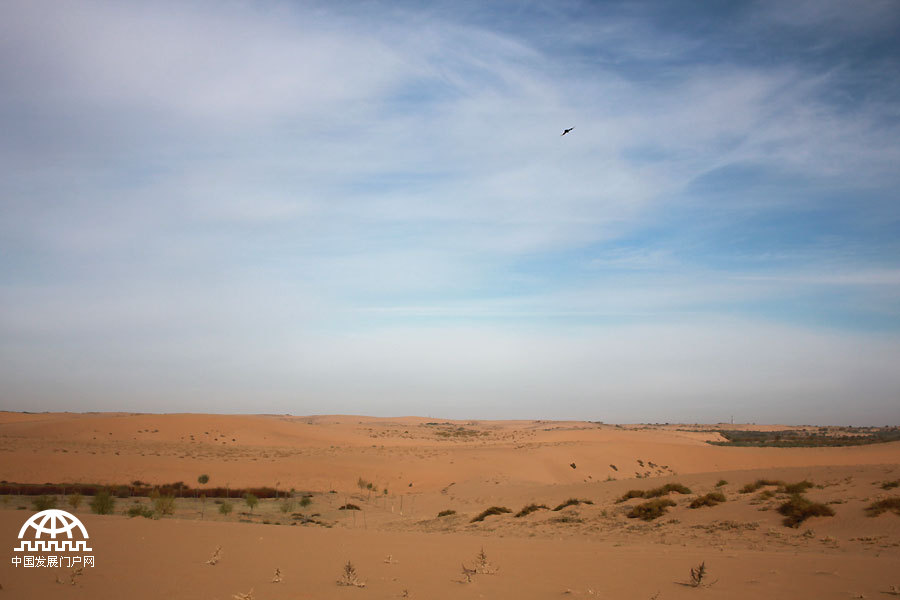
[18,509,89,540]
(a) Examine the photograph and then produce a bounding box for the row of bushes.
[0,481,281,499]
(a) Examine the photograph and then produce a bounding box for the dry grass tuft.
[780,480,815,494]
[740,479,784,494]
[689,562,707,587]
[617,483,691,503]
[337,560,366,587]
[778,494,835,527]
[206,545,222,566]
[627,498,676,521]
[689,492,726,509]
[552,498,593,511]
[473,547,498,574]
[470,506,512,522]
[515,503,549,517]
[271,567,282,583]
[865,497,900,517]
[232,588,254,600]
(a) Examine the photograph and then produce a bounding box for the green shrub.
[470,506,512,522]
[627,498,676,521]
[153,494,176,515]
[689,492,726,508]
[715,479,728,487]
[90,489,115,515]
[32,495,57,511]
[515,503,549,517]
[299,496,312,507]
[244,493,258,512]
[777,494,835,527]
[218,501,233,516]
[865,497,900,517]
[280,499,296,513]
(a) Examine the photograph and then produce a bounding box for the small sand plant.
[515,503,549,517]
[777,494,835,527]
[552,498,593,511]
[272,567,282,583]
[689,561,707,587]
[384,554,398,564]
[206,545,222,566]
[232,588,254,600]
[56,566,84,585]
[627,498,676,521]
[865,497,900,517]
[337,560,366,587]
[458,563,477,583]
[473,547,498,574]
[689,492,726,508]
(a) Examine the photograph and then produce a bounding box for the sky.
[1,0,899,424]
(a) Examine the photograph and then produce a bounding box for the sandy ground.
[1,412,899,599]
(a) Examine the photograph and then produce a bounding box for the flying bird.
[561,127,574,136]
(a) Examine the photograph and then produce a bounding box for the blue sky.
[1,0,899,424]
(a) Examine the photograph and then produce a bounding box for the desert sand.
[1,411,899,599]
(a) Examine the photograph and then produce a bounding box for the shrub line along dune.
[616,483,692,503]
[470,506,512,522]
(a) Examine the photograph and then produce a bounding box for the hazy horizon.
[2,1,900,425]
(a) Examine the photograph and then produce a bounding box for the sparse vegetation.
[339,503,361,511]
[67,492,82,510]
[243,493,258,512]
[437,509,456,517]
[689,561,707,587]
[740,479,785,494]
[515,503,549,517]
[336,560,366,587]
[279,498,295,513]
[90,489,115,515]
[715,479,728,487]
[617,483,692,503]
[32,495,57,511]
[689,492,726,508]
[127,504,154,518]
[299,496,312,508]
[865,497,900,517]
[627,498,676,521]
[552,498,593,511]
[881,480,900,490]
[780,480,815,494]
[470,506,512,522]
[152,492,176,515]
[777,494,835,527]
[219,501,233,516]
[709,427,900,447]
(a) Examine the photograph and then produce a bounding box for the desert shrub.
[616,490,646,503]
[218,501,233,515]
[780,480,814,494]
[515,503,549,517]
[880,480,900,490]
[279,498,296,513]
[67,492,82,510]
[617,483,692,503]
[437,509,457,517]
[715,479,728,487]
[198,474,209,485]
[689,492,726,508]
[90,489,115,515]
[32,495,57,511]
[299,496,312,507]
[627,498,676,521]
[777,494,835,527]
[470,506,512,522]
[740,479,785,493]
[244,493,258,512]
[552,498,594,511]
[865,497,900,517]
[338,503,361,511]
[127,504,154,518]
[153,494,176,515]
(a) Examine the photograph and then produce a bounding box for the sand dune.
[1,412,899,598]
